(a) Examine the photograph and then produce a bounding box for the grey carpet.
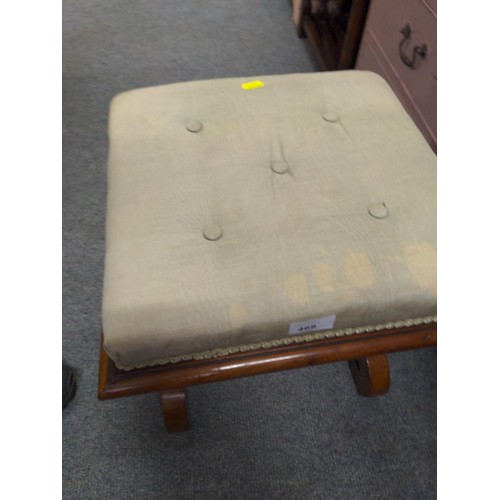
[62,1,436,498]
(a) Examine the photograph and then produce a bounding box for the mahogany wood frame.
[298,0,371,71]
[99,322,436,432]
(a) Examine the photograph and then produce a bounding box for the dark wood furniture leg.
[298,0,371,70]
[337,0,371,69]
[296,0,307,38]
[302,1,335,71]
[161,388,190,432]
[348,354,390,396]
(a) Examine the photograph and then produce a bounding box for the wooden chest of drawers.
[355,0,436,151]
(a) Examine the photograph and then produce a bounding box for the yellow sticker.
[241,80,264,90]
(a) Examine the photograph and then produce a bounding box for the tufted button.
[186,120,203,133]
[271,160,289,174]
[203,224,223,241]
[368,202,389,219]
[322,110,339,123]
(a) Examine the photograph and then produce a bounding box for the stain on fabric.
[313,262,335,293]
[284,273,310,305]
[404,243,436,293]
[228,303,249,329]
[343,252,374,288]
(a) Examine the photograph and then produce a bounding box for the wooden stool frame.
[98,322,436,432]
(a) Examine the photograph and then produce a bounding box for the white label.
[289,315,336,335]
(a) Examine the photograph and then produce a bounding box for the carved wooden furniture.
[98,71,436,432]
[355,0,437,151]
[293,0,371,70]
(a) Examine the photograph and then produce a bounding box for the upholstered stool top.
[102,71,436,370]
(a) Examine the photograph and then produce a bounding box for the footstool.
[98,70,436,432]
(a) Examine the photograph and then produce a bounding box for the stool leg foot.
[161,388,190,432]
[348,354,390,397]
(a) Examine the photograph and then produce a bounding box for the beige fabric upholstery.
[102,71,436,370]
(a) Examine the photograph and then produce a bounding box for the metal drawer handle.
[399,23,427,69]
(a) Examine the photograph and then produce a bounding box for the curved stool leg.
[348,354,390,397]
[161,388,190,432]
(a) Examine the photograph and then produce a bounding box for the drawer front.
[364,0,436,76]
[423,0,436,15]
[356,0,436,149]
[356,31,436,151]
